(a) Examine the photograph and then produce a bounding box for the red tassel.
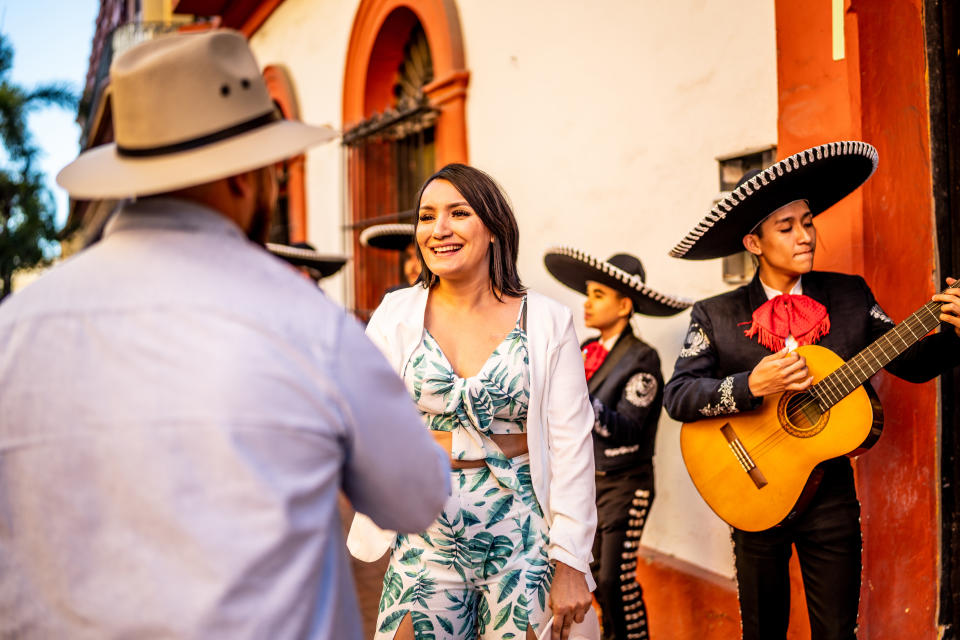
[743,294,830,350]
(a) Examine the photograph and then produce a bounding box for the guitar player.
[663,141,960,640]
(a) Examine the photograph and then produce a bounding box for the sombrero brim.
[670,141,878,260]
[266,243,347,278]
[57,119,338,200]
[544,247,692,317]
[359,223,415,250]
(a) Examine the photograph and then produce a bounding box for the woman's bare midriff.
[430,430,529,469]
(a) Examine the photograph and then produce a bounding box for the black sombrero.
[267,242,348,280]
[544,248,692,317]
[669,140,878,260]
[359,223,415,251]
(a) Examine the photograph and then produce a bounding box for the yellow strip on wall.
[832,0,846,61]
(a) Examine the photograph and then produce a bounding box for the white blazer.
[347,285,597,585]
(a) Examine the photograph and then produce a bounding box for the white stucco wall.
[251,0,778,579]
[250,0,358,303]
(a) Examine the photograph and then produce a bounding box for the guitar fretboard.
[810,278,956,410]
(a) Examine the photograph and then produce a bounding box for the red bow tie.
[743,294,831,351]
[583,341,609,381]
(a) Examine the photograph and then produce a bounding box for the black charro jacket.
[585,327,663,474]
[664,270,960,426]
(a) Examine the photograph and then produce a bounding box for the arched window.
[342,0,468,319]
[263,64,307,244]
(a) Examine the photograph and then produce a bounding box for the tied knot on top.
[744,294,831,351]
[583,341,609,381]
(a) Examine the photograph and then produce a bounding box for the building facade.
[75,0,960,637]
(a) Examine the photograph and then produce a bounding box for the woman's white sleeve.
[544,313,597,576]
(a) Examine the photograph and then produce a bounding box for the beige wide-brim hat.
[57,29,337,200]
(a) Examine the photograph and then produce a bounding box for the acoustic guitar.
[680,280,956,532]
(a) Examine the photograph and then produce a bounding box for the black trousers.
[591,465,654,640]
[732,460,861,640]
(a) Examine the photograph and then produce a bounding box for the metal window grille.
[342,23,437,321]
[715,146,777,284]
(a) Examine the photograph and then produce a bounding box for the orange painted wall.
[776,0,863,276]
[775,0,940,638]
[634,549,740,640]
[849,1,939,637]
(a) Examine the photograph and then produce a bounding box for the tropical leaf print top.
[404,297,530,491]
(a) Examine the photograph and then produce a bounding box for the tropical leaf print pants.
[375,454,554,640]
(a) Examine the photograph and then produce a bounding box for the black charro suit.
[585,327,663,640]
[664,271,960,640]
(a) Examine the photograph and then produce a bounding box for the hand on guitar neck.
[934,277,960,338]
[747,349,814,398]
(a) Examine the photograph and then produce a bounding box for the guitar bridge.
[721,423,768,489]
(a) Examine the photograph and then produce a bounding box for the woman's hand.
[934,277,960,338]
[748,349,812,397]
[549,561,592,640]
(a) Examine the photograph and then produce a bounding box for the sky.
[3,1,99,229]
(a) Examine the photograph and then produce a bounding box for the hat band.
[116,111,280,158]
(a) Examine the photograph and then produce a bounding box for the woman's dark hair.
[413,163,525,300]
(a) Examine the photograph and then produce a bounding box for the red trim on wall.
[774,1,940,637]
[343,0,469,316]
[776,0,864,276]
[263,64,307,243]
[235,0,287,37]
[173,0,286,37]
[634,547,740,639]
[343,0,469,165]
[850,1,939,637]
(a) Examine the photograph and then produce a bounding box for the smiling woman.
[349,163,600,640]
[413,163,524,300]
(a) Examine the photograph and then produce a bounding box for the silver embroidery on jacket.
[592,396,611,437]
[605,444,641,457]
[870,303,894,325]
[699,376,738,417]
[679,323,710,358]
[625,372,657,408]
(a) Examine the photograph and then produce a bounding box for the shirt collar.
[759,275,803,300]
[102,197,247,241]
[600,334,619,352]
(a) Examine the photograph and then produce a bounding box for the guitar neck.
[811,277,957,410]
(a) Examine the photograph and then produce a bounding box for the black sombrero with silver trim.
[359,223,415,251]
[267,242,347,280]
[669,140,878,260]
[544,247,692,317]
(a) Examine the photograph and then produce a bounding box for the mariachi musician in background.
[545,249,691,640]
[663,141,960,640]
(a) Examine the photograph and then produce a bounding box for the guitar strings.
[714,297,946,468]
[693,282,955,503]
[745,300,943,459]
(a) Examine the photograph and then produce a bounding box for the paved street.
[339,496,389,639]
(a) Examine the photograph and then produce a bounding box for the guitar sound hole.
[779,391,828,438]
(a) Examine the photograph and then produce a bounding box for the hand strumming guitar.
[747,349,813,398]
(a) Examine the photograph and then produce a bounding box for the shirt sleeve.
[590,349,663,446]
[335,312,450,533]
[664,302,761,423]
[544,311,598,577]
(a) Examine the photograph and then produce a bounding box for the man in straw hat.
[545,248,691,640]
[663,141,960,639]
[0,30,449,639]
